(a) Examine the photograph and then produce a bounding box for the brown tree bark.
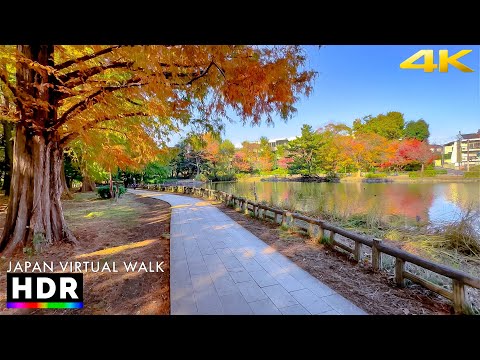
[60,160,74,200]
[109,170,114,198]
[2,121,14,195]
[80,175,96,192]
[0,45,77,256]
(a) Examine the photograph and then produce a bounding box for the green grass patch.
[464,171,480,178]
[365,172,387,179]
[320,235,332,245]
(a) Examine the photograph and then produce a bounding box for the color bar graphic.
[7,302,83,309]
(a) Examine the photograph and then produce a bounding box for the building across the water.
[268,137,297,150]
[435,129,480,169]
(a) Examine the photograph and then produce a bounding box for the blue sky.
[173,45,480,147]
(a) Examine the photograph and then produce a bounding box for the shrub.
[464,171,480,178]
[435,169,448,175]
[194,173,208,182]
[365,173,387,179]
[97,185,126,199]
[259,168,289,177]
[208,174,236,182]
[408,170,437,177]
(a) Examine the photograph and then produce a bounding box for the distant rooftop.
[269,136,297,142]
[459,130,480,140]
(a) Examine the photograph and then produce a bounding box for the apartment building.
[439,130,480,168]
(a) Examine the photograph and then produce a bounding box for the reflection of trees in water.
[214,181,477,225]
[382,184,434,221]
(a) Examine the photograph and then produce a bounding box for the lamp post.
[467,139,470,172]
[457,132,463,170]
[441,144,444,167]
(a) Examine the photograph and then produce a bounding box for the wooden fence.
[137,184,480,314]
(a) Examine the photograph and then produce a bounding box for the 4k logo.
[400,50,474,72]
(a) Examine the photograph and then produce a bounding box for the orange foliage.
[0,45,315,171]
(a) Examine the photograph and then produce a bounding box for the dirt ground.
[214,202,453,315]
[0,192,170,315]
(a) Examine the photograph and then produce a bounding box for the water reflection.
[211,181,480,227]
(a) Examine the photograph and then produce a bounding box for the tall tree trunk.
[60,159,74,200]
[80,174,96,192]
[79,161,96,192]
[0,125,76,255]
[2,121,14,195]
[0,45,76,256]
[109,170,114,198]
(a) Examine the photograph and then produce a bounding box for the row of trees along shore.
[165,111,435,181]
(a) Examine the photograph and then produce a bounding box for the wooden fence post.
[452,280,466,314]
[281,211,287,227]
[395,258,405,287]
[318,223,324,243]
[308,223,315,239]
[329,231,336,246]
[372,238,382,271]
[354,241,362,262]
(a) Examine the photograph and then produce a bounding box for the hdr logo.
[6,273,83,309]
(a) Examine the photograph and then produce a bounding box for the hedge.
[97,185,127,199]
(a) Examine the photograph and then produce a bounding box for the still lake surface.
[210,181,480,229]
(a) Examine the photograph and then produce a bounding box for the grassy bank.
[273,195,480,312]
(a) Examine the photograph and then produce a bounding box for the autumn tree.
[404,119,430,141]
[201,133,222,178]
[339,132,389,176]
[232,150,251,172]
[258,136,274,171]
[396,139,434,173]
[316,123,351,175]
[0,45,314,255]
[233,141,261,173]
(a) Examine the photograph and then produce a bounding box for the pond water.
[210,181,480,230]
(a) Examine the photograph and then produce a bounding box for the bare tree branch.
[60,111,149,145]
[52,78,144,131]
[59,61,134,87]
[126,98,143,106]
[186,61,215,85]
[212,62,226,79]
[55,46,124,71]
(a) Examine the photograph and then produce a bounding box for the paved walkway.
[131,190,367,315]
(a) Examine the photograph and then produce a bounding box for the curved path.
[131,189,367,315]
